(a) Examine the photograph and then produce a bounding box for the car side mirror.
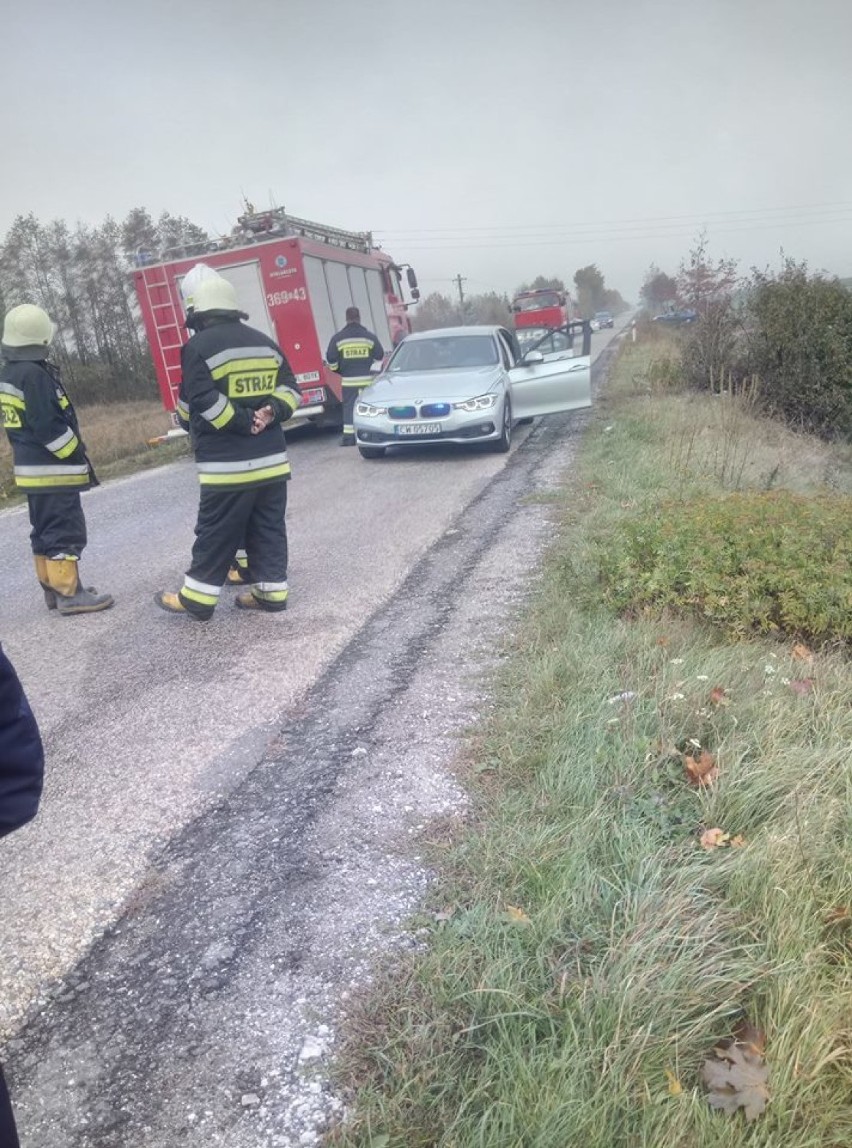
[523,350,545,365]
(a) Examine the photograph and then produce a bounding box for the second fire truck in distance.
[134,206,420,435]
[510,287,573,331]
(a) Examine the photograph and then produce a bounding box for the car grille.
[387,403,452,420]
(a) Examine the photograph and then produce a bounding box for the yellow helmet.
[2,304,55,348]
[192,275,240,314]
[180,262,218,312]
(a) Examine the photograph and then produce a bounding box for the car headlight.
[355,401,386,418]
[453,393,498,413]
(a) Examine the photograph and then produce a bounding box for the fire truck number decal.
[0,402,22,429]
[227,371,277,398]
[266,287,307,307]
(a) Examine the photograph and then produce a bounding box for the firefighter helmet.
[192,275,241,315]
[180,262,219,312]
[2,304,55,348]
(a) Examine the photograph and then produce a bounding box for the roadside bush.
[597,490,852,644]
[748,261,852,439]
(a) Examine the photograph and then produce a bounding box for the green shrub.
[597,490,852,643]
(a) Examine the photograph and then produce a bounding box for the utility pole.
[453,273,467,308]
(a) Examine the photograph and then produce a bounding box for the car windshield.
[595,312,611,320]
[514,292,561,312]
[388,334,499,371]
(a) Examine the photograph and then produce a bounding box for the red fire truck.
[510,287,573,330]
[134,207,419,433]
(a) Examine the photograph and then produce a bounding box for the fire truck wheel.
[358,445,387,460]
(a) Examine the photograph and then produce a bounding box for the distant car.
[652,309,697,325]
[594,311,614,329]
[352,325,592,459]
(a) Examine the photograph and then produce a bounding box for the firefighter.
[0,305,114,615]
[326,307,384,446]
[155,272,301,620]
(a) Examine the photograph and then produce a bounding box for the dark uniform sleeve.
[370,331,385,363]
[269,351,302,424]
[22,370,85,462]
[0,646,44,839]
[180,344,254,435]
[175,377,190,433]
[326,334,340,373]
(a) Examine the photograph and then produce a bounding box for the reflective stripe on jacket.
[0,355,91,493]
[326,323,384,385]
[177,319,301,488]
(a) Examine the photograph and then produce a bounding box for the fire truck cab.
[134,208,419,434]
[510,288,572,331]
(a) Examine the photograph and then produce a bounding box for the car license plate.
[396,423,442,436]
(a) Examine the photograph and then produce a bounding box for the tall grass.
[330,336,852,1147]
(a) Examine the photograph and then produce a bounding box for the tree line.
[639,236,852,440]
[412,266,629,332]
[0,209,208,405]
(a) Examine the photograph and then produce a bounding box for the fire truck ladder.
[282,213,374,253]
[138,272,184,405]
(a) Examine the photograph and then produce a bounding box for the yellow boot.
[45,558,114,615]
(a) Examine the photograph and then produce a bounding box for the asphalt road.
[1,323,626,1146]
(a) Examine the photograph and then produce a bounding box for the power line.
[386,214,852,251]
[374,199,852,238]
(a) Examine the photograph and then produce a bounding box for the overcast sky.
[2,0,851,301]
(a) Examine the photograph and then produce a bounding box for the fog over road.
[1,323,625,1146]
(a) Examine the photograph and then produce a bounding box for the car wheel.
[358,445,386,460]
[493,395,512,453]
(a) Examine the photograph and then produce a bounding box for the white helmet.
[2,303,55,348]
[180,262,219,312]
[192,275,240,315]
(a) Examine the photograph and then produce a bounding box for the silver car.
[353,325,591,459]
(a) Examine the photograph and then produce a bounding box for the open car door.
[506,323,592,420]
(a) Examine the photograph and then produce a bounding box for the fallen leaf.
[684,749,719,786]
[656,636,670,648]
[665,1068,683,1096]
[709,686,730,707]
[789,678,814,697]
[730,835,747,848]
[502,905,532,925]
[702,1042,770,1122]
[792,643,814,664]
[733,1019,766,1056]
[700,827,730,850]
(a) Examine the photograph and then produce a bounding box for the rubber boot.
[35,555,98,611]
[235,588,288,613]
[46,558,114,616]
[153,591,212,622]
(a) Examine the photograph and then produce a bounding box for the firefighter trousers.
[341,383,371,443]
[0,1062,20,1148]
[180,481,288,618]
[27,492,87,559]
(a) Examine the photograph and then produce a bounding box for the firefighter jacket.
[176,318,302,489]
[326,322,385,385]
[0,644,44,840]
[0,351,91,493]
